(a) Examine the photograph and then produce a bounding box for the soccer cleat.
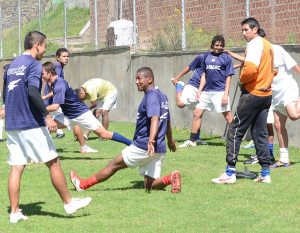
[254,175,271,183]
[10,209,29,224]
[171,171,181,193]
[56,133,65,139]
[80,146,98,154]
[211,173,236,184]
[269,161,290,169]
[0,138,5,142]
[242,140,255,149]
[64,197,92,215]
[178,140,196,148]
[70,171,84,191]
[195,139,207,145]
[243,155,259,164]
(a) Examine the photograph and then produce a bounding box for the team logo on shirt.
[206,64,221,70]
[160,112,168,122]
[7,65,26,76]
[7,79,21,91]
[161,101,169,109]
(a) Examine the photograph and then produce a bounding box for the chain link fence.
[0,0,300,58]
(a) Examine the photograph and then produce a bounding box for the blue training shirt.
[202,52,235,92]
[188,53,208,88]
[132,88,170,153]
[5,54,46,131]
[51,77,89,119]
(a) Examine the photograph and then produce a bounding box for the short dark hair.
[211,35,225,49]
[56,48,69,57]
[42,62,57,75]
[24,31,46,50]
[74,87,83,97]
[136,67,154,80]
[241,17,261,30]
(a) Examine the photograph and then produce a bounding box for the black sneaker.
[244,155,259,164]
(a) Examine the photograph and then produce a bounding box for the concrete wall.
[1,45,300,145]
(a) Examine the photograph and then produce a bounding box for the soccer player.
[4,31,91,224]
[75,78,118,138]
[42,62,132,148]
[43,48,70,138]
[212,18,275,184]
[69,67,181,193]
[180,35,234,148]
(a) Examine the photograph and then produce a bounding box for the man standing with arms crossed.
[212,18,275,184]
[4,31,91,223]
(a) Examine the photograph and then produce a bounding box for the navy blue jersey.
[188,53,208,88]
[132,88,170,153]
[43,62,64,106]
[5,54,46,130]
[55,62,64,79]
[51,78,89,119]
[202,52,234,91]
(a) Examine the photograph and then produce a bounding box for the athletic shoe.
[0,138,6,142]
[269,161,290,169]
[195,139,207,145]
[80,146,98,154]
[242,140,255,149]
[56,133,65,139]
[10,209,29,224]
[211,173,236,184]
[243,155,259,164]
[70,171,84,191]
[171,171,181,193]
[64,197,92,215]
[254,175,271,183]
[83,134,88,140]
[178,140,196,148]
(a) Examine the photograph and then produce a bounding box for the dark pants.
[226,91,272,169]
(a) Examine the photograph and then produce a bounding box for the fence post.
[94,0,99,49]
[18,0,21,55]
[0,7,2,58]
[132,0,137,51]
[181,0,186,50]
[38,0,42,32]
[246,0,250,17]
[64,0,68,48]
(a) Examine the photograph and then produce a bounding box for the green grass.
[2,3,90,58]
[0,122,300,232]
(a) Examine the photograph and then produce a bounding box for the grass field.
[0,122,300,232]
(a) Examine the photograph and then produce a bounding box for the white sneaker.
[179,140,196,148]
[10,209,29,224]
[64,197,92,215]
[242,140,255,149]
[83,134,88,140]
[80,145,98,154]
[254,175,271,183]
[211,173,236,184]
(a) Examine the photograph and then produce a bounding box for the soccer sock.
[189,132,198,142]
[279,147,289,163]
[225,166,236,176]
[161,174,171,185]
[195,129,200,141]
[0,118,4,140]
[112,132,132,145]
[261,168,270,177]
[175,83,184,93]
[268,144,274,158]
[80,175,98,190]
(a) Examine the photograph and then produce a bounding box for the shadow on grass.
[97,180,145,191]
[59,155,111,161]
[7,201,89,218]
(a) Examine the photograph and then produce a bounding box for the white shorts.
[122,145,165,179]
[180,84,198,110]
[7,127,58,165]
[94,90,118,111]
[196,91,231,113]
[267,108,274,124]
[271,83,299,116]
[54,110,102,131]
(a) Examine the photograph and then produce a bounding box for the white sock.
[279,148,289,163]
[0,118,4,140]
